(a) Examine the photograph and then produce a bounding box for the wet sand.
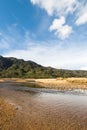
[0,82,87,130]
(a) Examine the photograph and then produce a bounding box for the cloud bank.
[4,42,87,70]
[1,26,87,70]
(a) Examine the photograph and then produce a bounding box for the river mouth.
[0,82,87,130]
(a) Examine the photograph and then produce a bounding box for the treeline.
[0,56,87,78]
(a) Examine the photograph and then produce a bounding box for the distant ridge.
[0,56,87,78]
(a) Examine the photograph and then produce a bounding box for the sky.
[0,0,87,70]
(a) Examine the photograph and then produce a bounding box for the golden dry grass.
[35,78,87,90]
[1,78,87,90]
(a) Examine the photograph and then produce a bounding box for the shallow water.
[0,82,87,130]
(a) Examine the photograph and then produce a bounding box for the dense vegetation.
[0,56,87,78]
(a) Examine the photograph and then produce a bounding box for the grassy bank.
[35,78,87,90]
[1,78,87,90]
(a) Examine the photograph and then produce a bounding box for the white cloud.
[76,4,87,25]
[31,0,79,39]
[31,0,78,16]
[49,17,73,39]
[31,0,87,27]
[50,17,65,30]
[31,0,87,39]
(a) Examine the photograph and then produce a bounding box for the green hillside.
[0,56,87,78]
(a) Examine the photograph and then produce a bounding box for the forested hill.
[0,56,87,78]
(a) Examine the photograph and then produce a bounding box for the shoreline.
[0,78,87,90]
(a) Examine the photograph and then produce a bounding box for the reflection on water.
[0,82,87,130]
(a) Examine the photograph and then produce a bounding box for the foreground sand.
[1,78,87,130]
[0,82,87,130]
[0,98,17,130]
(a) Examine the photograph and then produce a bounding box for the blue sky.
[0,0,87,70]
